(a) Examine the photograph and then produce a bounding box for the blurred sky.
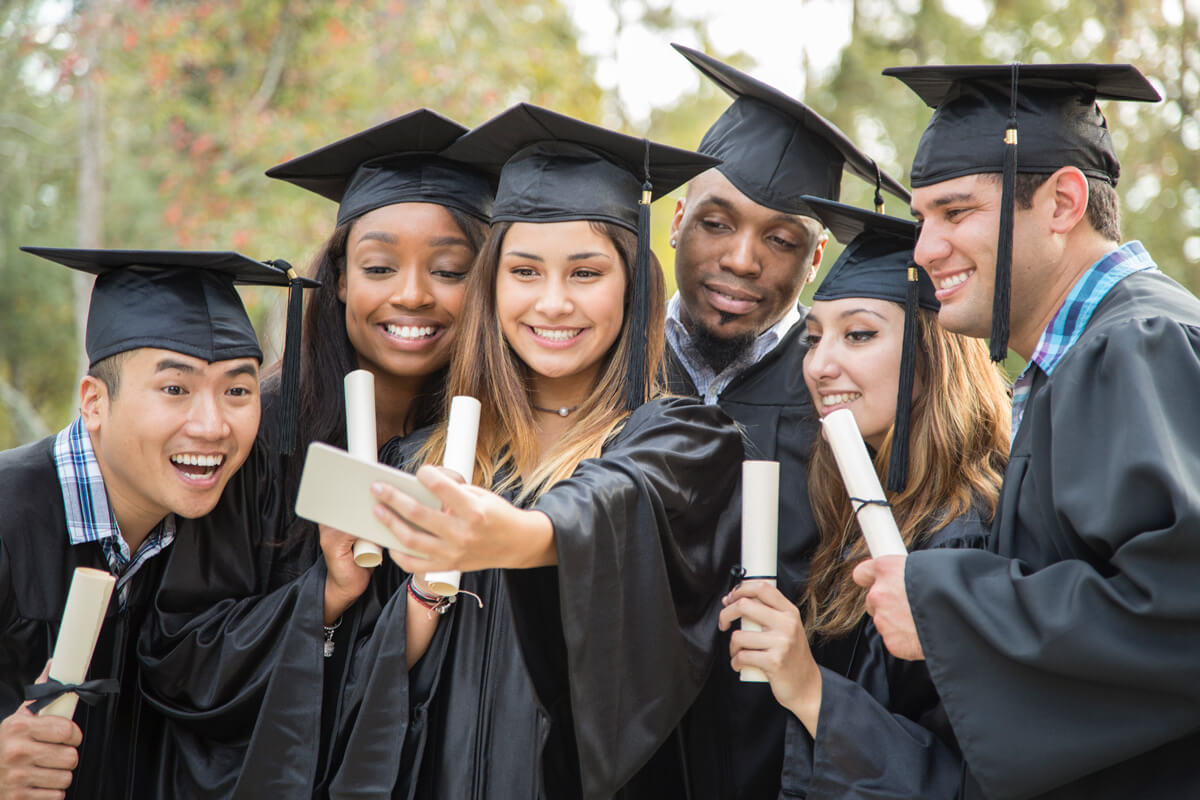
[563,0,990,123]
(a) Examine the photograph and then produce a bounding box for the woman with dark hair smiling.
[137,110,494,797]
[324,104,744,799]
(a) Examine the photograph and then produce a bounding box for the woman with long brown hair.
[326,104,744,799]
[720,199,1010,798]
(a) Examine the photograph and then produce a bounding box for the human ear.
[337,268,348,303]
[1047,166,1089,234]
[79,376,108,434]
[670,198,686,244]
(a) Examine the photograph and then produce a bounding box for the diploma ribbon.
[24,677,119,713]
[729,565,777,588]
[849,496,892,515]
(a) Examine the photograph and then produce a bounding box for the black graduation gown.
[664,314,823,798]
[0,435,169,800]
[906,269,1200,800]
[335,395,744,799]
[137,387,331,798]
[781,511,988,800]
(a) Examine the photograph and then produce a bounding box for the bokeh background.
[3,0,1197,447]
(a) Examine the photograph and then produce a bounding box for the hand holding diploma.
[379,467,556,573]
[320,523,373,625]
[854,555,924,661]
[0,661,82,798]
[424,396,481,597]
[719,582,823,735]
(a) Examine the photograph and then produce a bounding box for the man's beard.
[692,312,756,375]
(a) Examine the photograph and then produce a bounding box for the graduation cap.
[672,43,911,217]
[21,247,319,454]
[803,197,936,492]
[443,103,719,409]
[884,63,1160,360]
[265,108,494,226]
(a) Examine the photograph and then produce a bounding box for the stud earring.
[670,237,677,248]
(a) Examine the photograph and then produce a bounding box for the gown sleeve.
[505,396,744,799]
[136,440,325,797]
[905,318,1200,799]
[781,517,987,799]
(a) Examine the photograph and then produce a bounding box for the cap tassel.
[873,164,885,214]
[991,63,1020,363]
[887,263,920,493]
[271,259,305,455]
[624,142,653,411]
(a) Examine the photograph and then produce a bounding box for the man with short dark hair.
[856,63,1200,798]
[659,45,911,798]
[0,249,304,800]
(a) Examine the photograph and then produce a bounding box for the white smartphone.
[295,441,440,557]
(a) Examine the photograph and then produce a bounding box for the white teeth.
[822,392,861,407]
[939,270,972,289]
[532,327,582,341]
[385,324,437,339]
[171,454,224,468]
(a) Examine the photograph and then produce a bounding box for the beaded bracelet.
[407,575,457,616]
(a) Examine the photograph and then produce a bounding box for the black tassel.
[624,141,653,411]
[887,263,920,493]
[271,259,304,455]
[991,63,1020,363]
[873,163,885,214]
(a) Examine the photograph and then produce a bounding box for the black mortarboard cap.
[444,103,719,410]
[265,109,494,226]
[885,63,1159,360]
[805,197,935,492]
[673,43,911,217]
[22,247,319,454]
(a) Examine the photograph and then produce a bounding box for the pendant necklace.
[532,404,579,417]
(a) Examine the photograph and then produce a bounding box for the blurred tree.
[1,0,606,447]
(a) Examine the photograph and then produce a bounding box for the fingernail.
[371,483,385,496]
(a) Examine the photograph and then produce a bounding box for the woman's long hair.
[418,219,666,502]
[273,205,487,501]
[803,308,1010,640]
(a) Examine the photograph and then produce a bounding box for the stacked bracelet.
[407,575,457,615]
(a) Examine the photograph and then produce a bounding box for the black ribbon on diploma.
[24,677,120,713]
[849,496,892,515]
[729,565,777,589]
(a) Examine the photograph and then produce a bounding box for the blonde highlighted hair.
[418,220,666,501]
[804,307,1010,640]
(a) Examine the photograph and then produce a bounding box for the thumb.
[852,558,877,588]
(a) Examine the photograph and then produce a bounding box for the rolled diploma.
[821,408,907,558]
[39,567,116,718]
[346,370,384,567]
[424,395,481,597]
[740,460,779,683]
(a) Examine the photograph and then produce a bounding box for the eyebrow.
[839,307,889,321]
[568,251,612,261]
[429,235,471,248]
[356,231,397,245]
[224,363,259,379]
[156,358,197,374]
[504,250,543,262]
[911,191,976,216]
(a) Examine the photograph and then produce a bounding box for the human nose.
[718,231,760,278]
[389,266,434,310]
[184,390,233,441]
[804,337,841,381]
[913,221,951,271]
[533,276,573,318]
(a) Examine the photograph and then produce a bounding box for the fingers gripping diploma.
[320,524,374,625]
[853,555,925,661]
[719,581,824,736]
[376,465,557,574]
[0,661,82,798]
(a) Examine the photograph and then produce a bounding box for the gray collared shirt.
[665,293,801,405]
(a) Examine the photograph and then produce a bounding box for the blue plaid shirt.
[1010,241,1157,439]
[666,293,801,405]
[53,417,176,607]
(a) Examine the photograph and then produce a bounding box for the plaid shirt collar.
[666,293,800,405]
[1011,241,1157,439]
[53,417,176,605]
